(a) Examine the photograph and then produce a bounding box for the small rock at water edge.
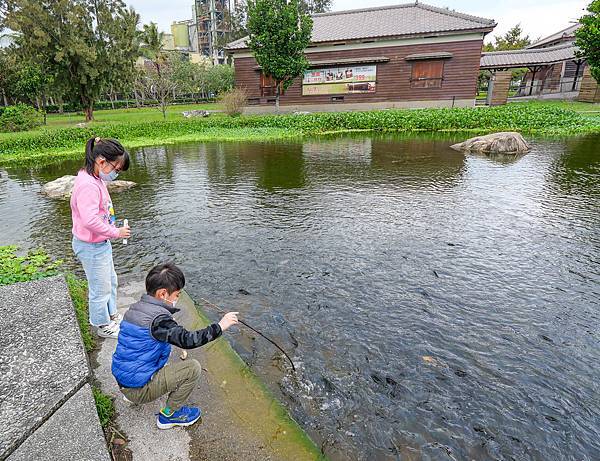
[450,132,530,154]
[41,175,137,199]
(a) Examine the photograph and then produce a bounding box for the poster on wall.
[302,65,376,95]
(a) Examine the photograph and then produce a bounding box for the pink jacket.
[70,169,120,243]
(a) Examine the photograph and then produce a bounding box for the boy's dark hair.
[85,137,130,177]
[146,262,186,296]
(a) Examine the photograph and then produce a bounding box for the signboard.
[302,65,376,96]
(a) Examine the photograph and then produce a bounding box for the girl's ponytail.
[83,136,130,177]
[84,137,97,176]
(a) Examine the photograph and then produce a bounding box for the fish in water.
[238,288,251,295]
[422,355,445,368]
[288,331,299,347]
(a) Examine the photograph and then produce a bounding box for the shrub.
[220,87,248,117]
[0,104,44,132]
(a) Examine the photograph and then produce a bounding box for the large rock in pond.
[450,132,530,154]
[41,175,136,199]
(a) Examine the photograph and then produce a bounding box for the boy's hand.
[118,225,131,239]
[218,312,239,331]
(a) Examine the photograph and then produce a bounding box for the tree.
[576,0,600,82]
[483,24,532,51]
[138,55,179,119]
[102,6,140,108]
[139,22,166,72]
[298,0,331,15]
[227,0,328,44]
[6,0,139,121]
[0,0,9,29]
[0,48,15,106]
[228,1,249,41]
[206,64,235,96]
[12,62,52,109]
[0,47,53,115]
[169,56,199,96]
[247,0,313,111]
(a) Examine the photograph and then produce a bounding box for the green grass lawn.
[23,102,223,133]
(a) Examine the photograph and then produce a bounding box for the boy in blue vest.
[111,262,238,429]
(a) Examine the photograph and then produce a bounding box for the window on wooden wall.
[260,73,278,97]
[410,60,444,88]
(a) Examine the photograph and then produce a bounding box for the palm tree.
[139,22,165,73]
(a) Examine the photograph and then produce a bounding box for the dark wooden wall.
[232,39,484,105]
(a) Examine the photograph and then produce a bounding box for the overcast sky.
[124,0,588,44]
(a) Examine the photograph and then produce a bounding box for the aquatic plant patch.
[0,245,63,285]
[0,105,597,165]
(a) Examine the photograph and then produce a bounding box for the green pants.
[120,359,201,411]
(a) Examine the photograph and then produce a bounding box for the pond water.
[2,133,599,460]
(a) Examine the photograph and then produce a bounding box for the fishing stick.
[122,219,129,245]
[198,297,296,372]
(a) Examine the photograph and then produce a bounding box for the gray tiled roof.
[525,23,580,49]
[226,2,495,51]
[480,43,580,69]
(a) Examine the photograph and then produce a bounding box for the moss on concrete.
[178,291,326,460]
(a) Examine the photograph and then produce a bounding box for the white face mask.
[163,296,178,307]
[99,169,119,182]
[97,157,120,182]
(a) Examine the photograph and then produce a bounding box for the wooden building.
[480,23,599,104]
[225,2,496,112]
[519,24,586,96]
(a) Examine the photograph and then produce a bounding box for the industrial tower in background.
[169,0,236,64]
[194,0,233,64]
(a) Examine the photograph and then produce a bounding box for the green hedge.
[0,105,597,160]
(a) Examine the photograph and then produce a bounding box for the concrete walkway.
[95,278,324,461]
[0,277,109,461]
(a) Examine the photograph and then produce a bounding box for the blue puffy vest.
[111,295,174,388]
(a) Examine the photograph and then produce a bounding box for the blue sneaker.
[156,406,202,429]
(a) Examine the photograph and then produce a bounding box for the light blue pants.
[72,237,118,326]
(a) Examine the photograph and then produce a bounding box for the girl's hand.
[218,312,239,331]
[118,225,131,239]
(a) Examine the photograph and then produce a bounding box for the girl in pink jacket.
[71,137,131,339]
